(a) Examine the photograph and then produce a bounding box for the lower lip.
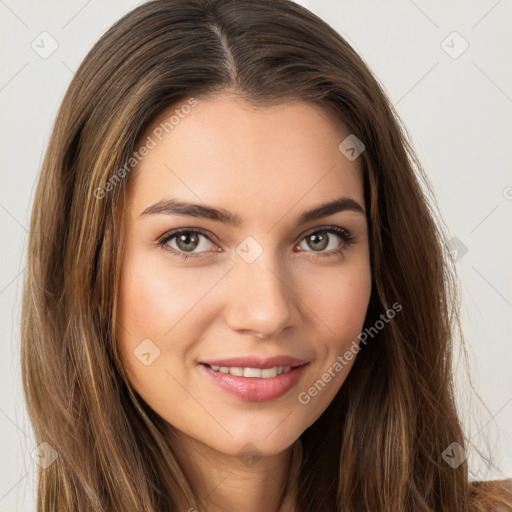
[198,363,309,402]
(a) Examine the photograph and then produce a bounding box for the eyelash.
[156,225,355,261]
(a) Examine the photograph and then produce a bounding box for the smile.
[198,362,309,402]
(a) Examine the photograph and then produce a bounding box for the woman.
[21,0,511,510]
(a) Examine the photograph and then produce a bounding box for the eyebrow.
[140,196,365,227]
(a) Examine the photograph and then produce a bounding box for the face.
[117,94,371,458]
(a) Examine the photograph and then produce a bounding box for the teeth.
[244,367,262,378]
[260,367,276,378]
[208,364,293,378]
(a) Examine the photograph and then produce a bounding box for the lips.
[198,355,310,402]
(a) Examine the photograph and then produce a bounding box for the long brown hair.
[21,0,511,510]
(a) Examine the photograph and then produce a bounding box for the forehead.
[127,94,364,221]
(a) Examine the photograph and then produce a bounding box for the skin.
[117,93,371,512]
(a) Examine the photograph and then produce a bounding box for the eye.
[295,226,355,259]
[157,228,218,260]
[157,225,355,261]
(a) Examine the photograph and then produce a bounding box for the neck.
[171,432,296,512]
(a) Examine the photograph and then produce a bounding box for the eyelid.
[298,224,353,242]
[156,226,217,245]
[158,224,352,242]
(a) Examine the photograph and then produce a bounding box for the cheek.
[116,252,188,376]
[117,251,216,340]
[304,258,371,343]
[116,250,228,386]
[116,252,207,414]
[334,272,371,338]
[292,262,371,426]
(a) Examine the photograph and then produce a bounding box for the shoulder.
[470,480,512,511]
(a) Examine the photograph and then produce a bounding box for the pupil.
[177,232,198,251]
[309,232,328,251]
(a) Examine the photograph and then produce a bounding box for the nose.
[223,252,301,340]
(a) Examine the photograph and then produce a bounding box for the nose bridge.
[224,237,300,338]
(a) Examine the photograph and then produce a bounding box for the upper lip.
[200,355,309,369]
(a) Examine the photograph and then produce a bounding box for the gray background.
[1,1,511,509]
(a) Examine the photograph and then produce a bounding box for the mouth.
[198,357,310,402]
